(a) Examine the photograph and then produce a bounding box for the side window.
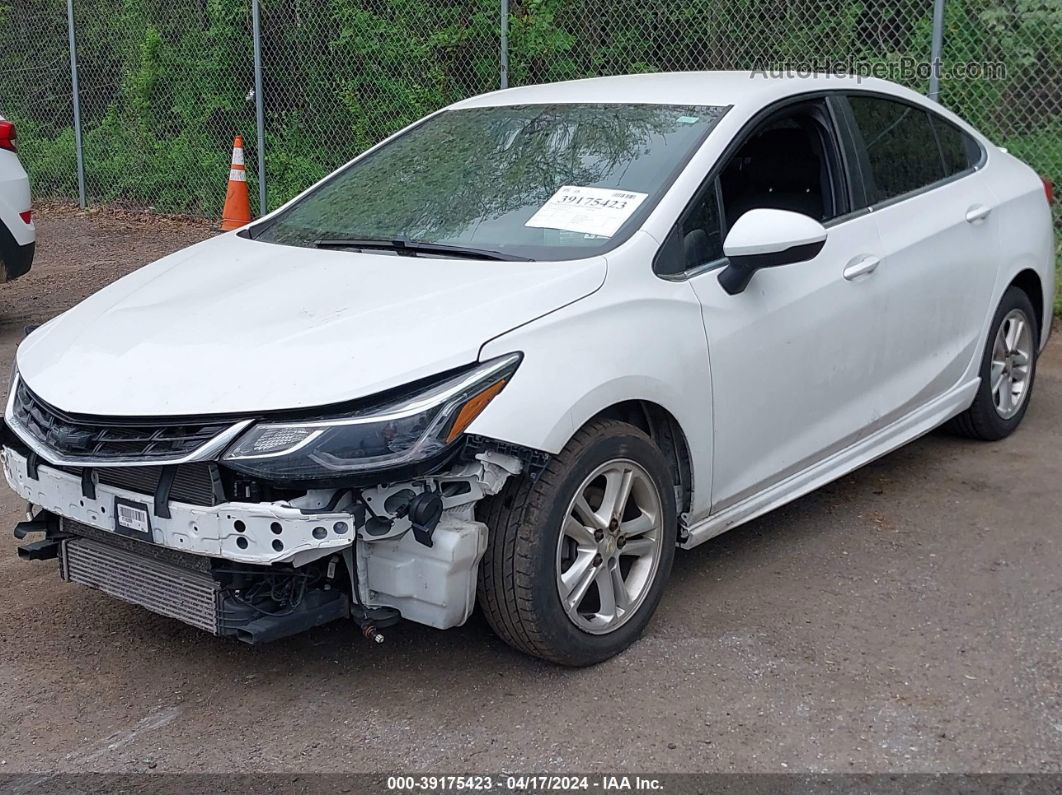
[930,114,981,178]
[718,115,841,228]
[654,100,846,277]
[679,183,725,264]
[848,96,944,203]
[654,183,724,276]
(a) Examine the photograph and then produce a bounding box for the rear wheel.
[477,419,677,666]
[947,285,1038,440]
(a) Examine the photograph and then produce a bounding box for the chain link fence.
[2,2,77,201]
[258,0,499,207]
[937,0,1062,306]
[0,0,1058,278]
[506,0,937,88]
[74,1,258,215]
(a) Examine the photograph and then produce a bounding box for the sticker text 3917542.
[525,185,648,238]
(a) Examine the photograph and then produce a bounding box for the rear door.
[841,93,1000,417]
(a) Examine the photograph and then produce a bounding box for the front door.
[690,214,883,510]
[675,98,886,510]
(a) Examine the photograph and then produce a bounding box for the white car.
[0,115,35,281]
[4,73,1055,665]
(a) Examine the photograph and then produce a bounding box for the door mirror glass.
[718,208,827,294]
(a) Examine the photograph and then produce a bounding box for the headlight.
[221,353,521,481]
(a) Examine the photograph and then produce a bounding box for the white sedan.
[4,73,1055,665]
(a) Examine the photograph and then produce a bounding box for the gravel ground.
[0,206,1059,775]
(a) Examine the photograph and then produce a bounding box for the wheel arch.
[584,400,694,516]
[1009,268,1045,338]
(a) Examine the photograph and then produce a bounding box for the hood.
[17,233,605,416]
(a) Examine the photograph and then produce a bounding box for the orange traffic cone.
[220,135,253,230]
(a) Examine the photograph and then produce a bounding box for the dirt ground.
[0,206,1059,775]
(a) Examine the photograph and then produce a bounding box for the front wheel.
[947,285,1039,441]
[477,419,677,666]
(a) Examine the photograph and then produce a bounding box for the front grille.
[61,536,221,633]
[12,380,237,462]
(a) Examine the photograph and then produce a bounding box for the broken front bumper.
[4,446,522,631]
[3,447,352,566]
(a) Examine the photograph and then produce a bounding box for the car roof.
[450,70,916,111]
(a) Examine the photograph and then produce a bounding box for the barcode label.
[117,504,149,533]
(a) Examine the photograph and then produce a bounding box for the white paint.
[525,185,647,237]
[7,72,1057,572]
[689,206,883,509]
[450,70,877,112]
[14,237,605,415]
[3,447,361,565]
[0,115,34,248]
[723,208,827,257]
[476,230,715,515]
[471,75,1053,523]
[362,515,488,629]
[681,378,979,547]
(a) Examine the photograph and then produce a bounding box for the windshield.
[251,103,729,261]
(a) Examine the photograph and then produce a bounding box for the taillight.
[1042,177,1054,205]
[0,121,15,152]
[19,210,32,225]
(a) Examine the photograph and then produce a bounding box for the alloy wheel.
[991,308,1034,419]
[555,459,665,635]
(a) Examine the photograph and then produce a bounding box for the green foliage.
[938,0,1061,312]
[12,123,81,197]
[1006,121,1062,314]
[0,0,1057,307]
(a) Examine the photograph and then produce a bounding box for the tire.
[947,285,1039,441]
[477,419,677,666]
[0,220,34,282]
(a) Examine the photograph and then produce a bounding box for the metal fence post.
[252,0,267,215]
[66,0,86,209]
[928,0,945,101]
[500,0,509,90]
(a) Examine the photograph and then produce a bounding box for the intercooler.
[55,522,351,643]
[60,536,222,634]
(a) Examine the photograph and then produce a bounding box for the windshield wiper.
[313,237,531,262]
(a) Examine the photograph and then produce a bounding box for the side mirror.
[717,209,828,295]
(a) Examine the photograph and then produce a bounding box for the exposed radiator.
[96,462,223,506]
[57,463,223,507]
[60,537,221,634]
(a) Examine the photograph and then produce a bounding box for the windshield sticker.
[676,115,700,124]
[525,186,649,238]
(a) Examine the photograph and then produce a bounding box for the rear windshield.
[251,103,729,261]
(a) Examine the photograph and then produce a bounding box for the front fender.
[468,239,714,518]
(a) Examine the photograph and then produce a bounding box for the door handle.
[965,204,992,224]
[842,255,880,281]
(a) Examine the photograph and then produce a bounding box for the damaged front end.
[3,354,547,644]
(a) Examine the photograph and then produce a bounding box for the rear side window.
[849,96,944,203]
[930,115,981,177]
